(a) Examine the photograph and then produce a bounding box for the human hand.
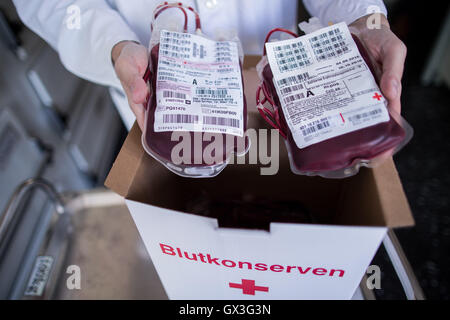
[349,14,407,114]
[112,41,149,130]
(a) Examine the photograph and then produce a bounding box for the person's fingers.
[120,78,146,131]
[116,59,147,100]
[381,77,402,114]
[128,99,146,130]
[379,38,407,114]
[117,68,148,129]
[113,42,149,129]
[129,76,148,104]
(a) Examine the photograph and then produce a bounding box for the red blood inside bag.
[144,44,248,166]
[258,27,411,177]
[142,3,248,177]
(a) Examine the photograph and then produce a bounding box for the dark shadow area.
[373,0,450,300]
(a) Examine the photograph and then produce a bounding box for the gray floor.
[55,197,167,300]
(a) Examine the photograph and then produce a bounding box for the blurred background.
[352,0,450,300]
[0,0,449,300]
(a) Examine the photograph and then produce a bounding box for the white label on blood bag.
[265,22,390,149]
[154,30,244,137]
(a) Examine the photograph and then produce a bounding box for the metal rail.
[383,229,426,300]
[0,178,65,248]
[0,178,71,299]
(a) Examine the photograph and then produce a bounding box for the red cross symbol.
[229,279,269,295]
[372,92,383,101]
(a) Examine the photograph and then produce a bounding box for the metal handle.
[0,9,27,60]
[0,178,65,246]
[383,229,426,300]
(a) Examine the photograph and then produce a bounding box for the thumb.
[114,42,149,103]
[129,75,148,104]
[380,71,401,102]
[379,39,407,113]
[380,72,401,111]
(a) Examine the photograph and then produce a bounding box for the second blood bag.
[256,21,413,178]
[142,2,248,178]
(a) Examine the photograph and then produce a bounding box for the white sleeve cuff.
[303,0,388,26]
[57,6,140,90]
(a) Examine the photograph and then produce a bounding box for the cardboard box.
[105,57,414,300]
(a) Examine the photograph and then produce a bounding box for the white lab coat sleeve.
[302,0,388,26]
[12,0,140,89]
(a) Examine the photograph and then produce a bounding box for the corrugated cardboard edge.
[243,55,262,69]
[336,158,414,228]
[371,159,415,228]
[105,123,144,198]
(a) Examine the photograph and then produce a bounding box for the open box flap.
[336,160,414,228]
[105,119,414,229]
[371,160,414,227]
[105,122,145,198]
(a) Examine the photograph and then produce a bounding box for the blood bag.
[256,20,413,178]
[142,2,248,178]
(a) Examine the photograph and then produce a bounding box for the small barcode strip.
[163,91,187,99]
[284,92,305,103]
[315,46,348,61]
[160,50,189,59]
[280,83,304,95]
[348,109,383,122]
[216,57,232,62]
[277,72,309,86]
[159,76,178,82]
[204,116,240,128]
[163,114,199,124]
[216,52,231,57]
[196,88,228,96]
[217,68,234,73]
[160,44,190,52]
[302,120,330,136]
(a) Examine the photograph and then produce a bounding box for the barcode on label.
[216,42,231,48]
[348,108,383,122]
[273,41,312,72]
[160,37,190,45]
[284,92,305,103]
[216,57,232,62]
[163,114,199,124]
[301,120,330,136]
[216,52,231,57]
[159,72,175,77]
[309,27,349,62]
[217,68,234,73]
[160,43,190,52]
[160,50,189,59]
[163,91,187,99]
[159,76,178,82]
[161,30,192,39]
[204,116,239,128]
[159,60,179,68]
[277,73,309,86]
[196,88,228,97]
[280,83,304,95]
[192,43,206,59]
